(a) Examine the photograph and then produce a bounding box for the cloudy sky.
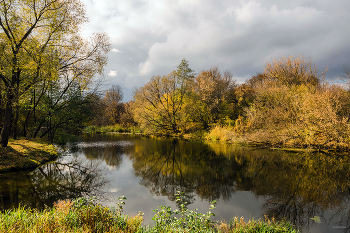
[81,0,350,100]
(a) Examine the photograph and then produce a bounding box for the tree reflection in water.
[129,137,350,232]
[130,139,247,207]
[251,151,350,231]
[0,156,108,211]
[2,134,350,233]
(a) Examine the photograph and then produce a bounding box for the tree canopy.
[133,59,195,134]
[0,0,110,146]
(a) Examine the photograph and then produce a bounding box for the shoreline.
[87,130,345,153]
[0,139,59,173]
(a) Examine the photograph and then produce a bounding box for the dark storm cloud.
[81,0,350,100]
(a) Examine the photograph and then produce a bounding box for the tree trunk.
[13,103,19,139]
[0,85,3,133]
[33,119,46,138]
[0,101,13,147]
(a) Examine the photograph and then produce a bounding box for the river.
[1,133,349,233]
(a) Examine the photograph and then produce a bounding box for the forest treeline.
[3,41,350,150]
[1,2,349,150]
[107,56,350,150]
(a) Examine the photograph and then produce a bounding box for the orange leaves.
[263,55,321,87]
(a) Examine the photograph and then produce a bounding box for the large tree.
[192,67,236,128]
[0,0,110,146]
[133,59,195,134]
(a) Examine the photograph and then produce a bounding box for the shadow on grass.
[0,142,58,173]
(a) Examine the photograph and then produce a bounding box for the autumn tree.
[243,55,350,149]
[85,93,105,126]
[0,0,110,146]
[120,100,136,127]
[103,85,124,125]
[133,59,195,134]
[230,73,265,119]
[191,67,236,129]
[262,55,320,88]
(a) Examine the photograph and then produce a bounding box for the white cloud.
[107,70,118,76]
[109,188,119,193]
[111,48,122,53]
[81,0,350,100]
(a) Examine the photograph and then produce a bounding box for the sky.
[81,0,350,101]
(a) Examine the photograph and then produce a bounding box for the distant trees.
[132,60,240,134]
[104,85,124,125]
[87,85,137,128]
[129,55,350,149]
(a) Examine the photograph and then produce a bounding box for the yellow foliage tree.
[192,67,236,128]
[133,59,195,134]
[263,55,321,87]
[245,56,350,149]
[0,0,110,146]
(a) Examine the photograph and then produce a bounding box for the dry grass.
[0,199,144,233]
[205,126,236,141]
[215,216,298,233]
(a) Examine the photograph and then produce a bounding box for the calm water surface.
[1,133,350,233]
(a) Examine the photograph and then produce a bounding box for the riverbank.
[0,198,298,233]
[83,123,350,152]
[84,124,140,134]
[0,139,58,173]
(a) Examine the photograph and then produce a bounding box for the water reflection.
[247,151,350,232]
[128,137,350,232]
[0,156,107,211]
[74,135,134,170]
[130,139,242,206]
[1,134,350,233]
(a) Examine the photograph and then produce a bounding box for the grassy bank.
[84,124,140,134]
[0,196,298,233]
[203,124,350,151]
[0,139,58,173]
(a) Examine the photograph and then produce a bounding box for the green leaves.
[116,195,127,215]
[310,216,321,223]
[176,58,195,81]
[151,191,217,232]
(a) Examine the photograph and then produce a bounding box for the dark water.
[1,133,350,233]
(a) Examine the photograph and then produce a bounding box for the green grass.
[0,199,143,233]
[0,194,299,233]
[0,139,58,173]
[84,124,141,134]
